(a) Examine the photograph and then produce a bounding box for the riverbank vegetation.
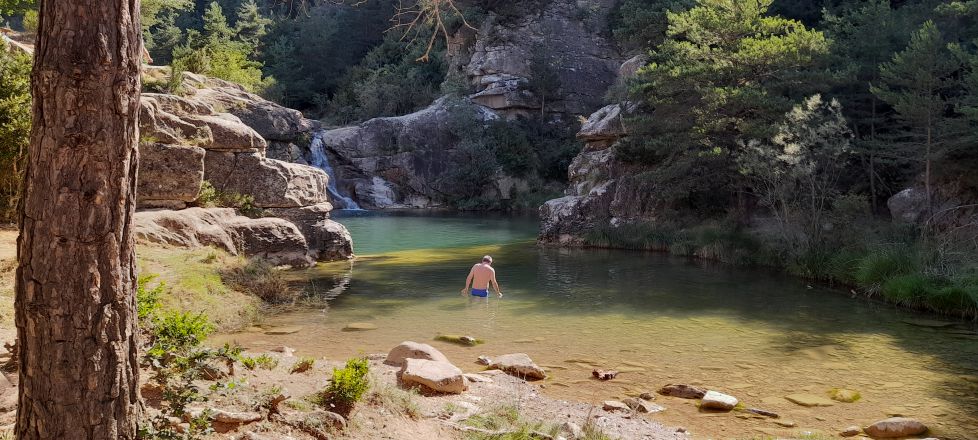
[593,0,978,317]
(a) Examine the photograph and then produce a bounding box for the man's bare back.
[461,255,502,298]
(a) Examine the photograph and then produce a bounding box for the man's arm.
[461,266,474,294]
[490,269,502,297]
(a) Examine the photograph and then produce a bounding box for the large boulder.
[863,417,928,438]
[266,204,354,261]
[487,353,546,380]
[204,152,329,208]
[384,341,450,368]
[888,187,930,224]
[137,143,205,210]
[133,208,315,267]
[398,358,468,394]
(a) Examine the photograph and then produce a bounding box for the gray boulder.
[488,353,546,380]
[204,152,329,208]
[137,143,205,210]
[385,341,450,368]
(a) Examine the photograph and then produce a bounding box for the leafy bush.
[137,274,165,323]
[321,357,370,416]
[147,311,214,359]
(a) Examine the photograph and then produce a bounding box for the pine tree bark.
[14,1,142,438]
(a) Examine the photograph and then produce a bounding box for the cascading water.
[308,132,362,210]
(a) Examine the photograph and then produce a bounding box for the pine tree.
[824,0,916,212]
[625,0,829,206]
[872,21,959,214]
[235,0,271,47]
[203,1,233,43]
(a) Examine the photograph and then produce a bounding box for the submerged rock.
[435,335,483,346]
[592,369,619,381]
[658,384,707,399]
[399,358,468,394]
[342,323,377,331]
[488,353,547,380]
[622,397,664,414]
[840,426,862,437]
[700,391,738,411]
[384,341,450,368]
[864,417,928,438]
[828,388,861,403]
[785,393,836,407]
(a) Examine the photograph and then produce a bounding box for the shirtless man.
[461,255,503,298]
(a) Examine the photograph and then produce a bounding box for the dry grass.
[137,245,261,332]
[220,258,297,304]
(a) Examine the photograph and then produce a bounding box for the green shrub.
[881,274,943,307]
[854,248,919,290]
[148,311,214,359]
[137,274,165,323]
[321,357,370,416]
[195,181,264,218]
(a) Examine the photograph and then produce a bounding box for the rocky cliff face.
[313,97,535,209]
[307,0,622,209]
[538,102,666,245]
[136,67,352,264]
[456,0,621,117]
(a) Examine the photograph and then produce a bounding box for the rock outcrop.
[314,97,528,209]
[456,0,621,116]
[136,67,352,262]
[133,208,318,267]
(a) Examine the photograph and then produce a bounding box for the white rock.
[700,390,738,411]
[488,353,547,380]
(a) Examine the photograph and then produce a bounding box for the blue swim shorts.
[470,288,489,297]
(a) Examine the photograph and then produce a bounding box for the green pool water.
[218,211,978,439]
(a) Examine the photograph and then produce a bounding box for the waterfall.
[308,132,362,210]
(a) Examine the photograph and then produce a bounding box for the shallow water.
[216,212,978,439]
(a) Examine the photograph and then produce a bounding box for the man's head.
[482,255,493,265]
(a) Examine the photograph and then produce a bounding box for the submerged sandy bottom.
[214,214,978,439]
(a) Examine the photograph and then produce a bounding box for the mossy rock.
[435,334,484,346]
[828,388,861,403]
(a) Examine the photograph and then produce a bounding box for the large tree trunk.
[14,1,142,438]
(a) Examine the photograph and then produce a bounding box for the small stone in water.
[476,355,492,366]
[343,322,378,331]
[592,369,619,381]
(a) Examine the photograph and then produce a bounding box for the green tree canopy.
[622,0,829,207]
